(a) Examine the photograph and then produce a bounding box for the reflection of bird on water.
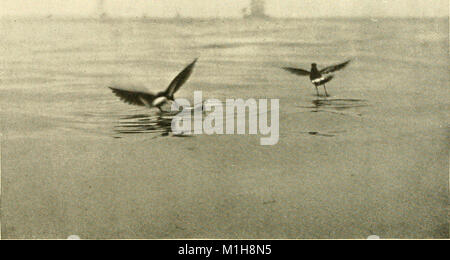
[283,60,351,97]
[109,58,198,112]
[309,98,365,117]
[113,113,188,137]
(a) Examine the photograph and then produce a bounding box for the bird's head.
[311,63,317,68]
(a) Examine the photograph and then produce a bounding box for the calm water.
[1,18,448,239]
[1,18,447,139]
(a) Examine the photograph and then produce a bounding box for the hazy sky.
[1,0,448,18]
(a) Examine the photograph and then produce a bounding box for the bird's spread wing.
[320,60,351,74]
[109,87,157,107]
[282,67,310,76]
[164,58,198,99]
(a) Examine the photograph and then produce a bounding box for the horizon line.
[1,14,448,19]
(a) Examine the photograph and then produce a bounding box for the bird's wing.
[320,60,351,74]
[164,58,198,99]
[282,67,310,76]
[109,87,157,107]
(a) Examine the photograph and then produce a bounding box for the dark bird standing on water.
[109,58,198,111]
[283,60,351,97]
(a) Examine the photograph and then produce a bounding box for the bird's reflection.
[306,97,368,116]
[113,112,179,137]
[112,105,205,138]
[312,98,367,110]
[294,97,368,138]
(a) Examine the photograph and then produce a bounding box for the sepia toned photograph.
[0,0,448,240]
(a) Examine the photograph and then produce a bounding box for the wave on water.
[198,40,332,49]
[298,98,369,117]
[113,113,174,137]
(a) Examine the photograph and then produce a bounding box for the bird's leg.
[157,106,163,113]
[315,86,320,97]
[323,85,329,97]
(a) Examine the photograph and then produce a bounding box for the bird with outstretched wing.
[320,60,351,74]
[109,58,198,111]
[283,59,351,97]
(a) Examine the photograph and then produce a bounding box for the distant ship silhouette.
[242,0,269,19]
